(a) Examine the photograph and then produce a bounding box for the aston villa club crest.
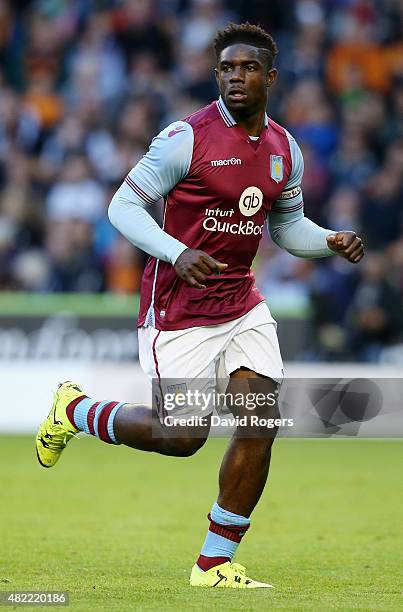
[270,155,283,183]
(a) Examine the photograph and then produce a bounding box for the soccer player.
[36,23,364,589]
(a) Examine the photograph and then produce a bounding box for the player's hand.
[326,231,364,264]
[174,249,228,289]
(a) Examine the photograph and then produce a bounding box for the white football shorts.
[138,301,283,418]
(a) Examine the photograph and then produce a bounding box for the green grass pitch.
[1,436,402,611]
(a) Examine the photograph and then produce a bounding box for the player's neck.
[231,108,266,137]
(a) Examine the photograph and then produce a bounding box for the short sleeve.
[124,121,194,205]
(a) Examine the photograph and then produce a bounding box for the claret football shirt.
[124,97,305,330]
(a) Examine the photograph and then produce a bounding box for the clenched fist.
[174,249,227,289]
[326,231,364,264]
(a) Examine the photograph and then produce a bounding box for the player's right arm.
[108,122,226,288]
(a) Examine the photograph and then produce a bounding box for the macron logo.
[168,127,186,137]
[211,158,242,167]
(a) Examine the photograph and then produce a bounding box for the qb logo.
[239,186,263,217]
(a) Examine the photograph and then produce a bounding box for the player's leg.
[36,324,215,468]
[190,370,278,589]
[193,371,278,568]
[190,304,282,588]
[113,403,211,456]
[217,369,278,516]
[35,380,210,468]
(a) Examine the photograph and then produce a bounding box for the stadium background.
[1,0,403,365]
[1,2,403,610]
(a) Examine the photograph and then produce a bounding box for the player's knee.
[167,436,207,457]
[235,404,281,440]
[178,436,206,457]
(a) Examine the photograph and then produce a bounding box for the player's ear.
[214,67,219,84]
[266,68,278,88]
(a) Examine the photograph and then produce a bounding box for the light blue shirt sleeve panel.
[126,121,194,201]
[108,181,188,265]
[284,130,304,189]
[267,211,335,258]
[108,120,194,265]
[272,130,304,214]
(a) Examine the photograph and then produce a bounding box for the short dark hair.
[214,22,278,71]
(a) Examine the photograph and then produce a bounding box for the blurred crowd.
[1,0,403,361]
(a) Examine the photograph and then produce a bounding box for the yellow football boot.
[36,381,85,468]
[189,561,274,589]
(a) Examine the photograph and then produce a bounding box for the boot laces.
[231,563,246,577]
[43,427,78,451]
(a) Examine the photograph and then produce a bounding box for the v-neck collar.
[216,96,269,150]
[216,96,269,129]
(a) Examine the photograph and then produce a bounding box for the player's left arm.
[267,134,364,263]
